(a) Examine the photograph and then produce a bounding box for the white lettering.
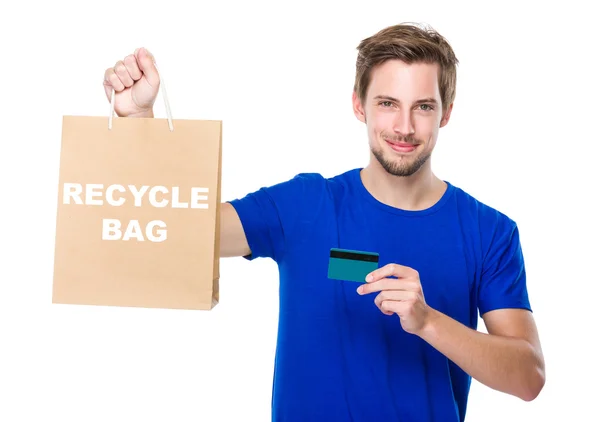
[191,188,209,209]
[63,183,83,205]
[106,185,126,206]
[149,186,169,208]
[62,183,209,209]
[146,220,167,242]
[171,187,188,209]
[85,184,104,206]
[102,219,167,242]
[123,219,145,241]
[128,185,149,207]
[102,219,121,240]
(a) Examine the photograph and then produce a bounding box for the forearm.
[418,308,545,401]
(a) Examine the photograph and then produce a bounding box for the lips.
[385,140,417,153]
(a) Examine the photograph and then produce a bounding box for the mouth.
[385,140,417,153]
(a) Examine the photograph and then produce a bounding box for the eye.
[418,104,434,111]
[379,101,393,107]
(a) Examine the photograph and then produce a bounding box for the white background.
[1,0,598,421]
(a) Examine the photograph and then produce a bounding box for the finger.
[134,47,160,88]
[380,300,408,316]
[374,290,417,310]
[114,60,134,88]
[374,291,419,315]
[103,67,125,100]
[357,277,401,295]
[357,277,419,295]
[366,263,417,282]
[123,54,142,81]
[103,68,113,101]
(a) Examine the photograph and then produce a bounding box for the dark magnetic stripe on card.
[329,250,379,262]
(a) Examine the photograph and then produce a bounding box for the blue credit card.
[327,248,379,283]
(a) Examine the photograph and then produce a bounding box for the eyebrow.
[373,95,439,106]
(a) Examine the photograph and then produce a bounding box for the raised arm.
[104,48,251,259]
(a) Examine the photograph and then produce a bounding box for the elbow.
[521,379,544,402]
[520,360,546,402]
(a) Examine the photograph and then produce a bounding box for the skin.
[104,49,545,402]
[104,48,250,257]
[352,60,450,211]
[353,59,545,401]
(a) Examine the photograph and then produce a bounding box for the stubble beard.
[371,133,431,177]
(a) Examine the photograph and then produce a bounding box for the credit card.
[327,248,379,283]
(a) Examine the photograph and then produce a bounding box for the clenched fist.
[103,47,160,118]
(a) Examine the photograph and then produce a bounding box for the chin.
[372,146,431,177]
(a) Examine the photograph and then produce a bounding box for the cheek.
[369,111,395,134]
[415,115,440,139]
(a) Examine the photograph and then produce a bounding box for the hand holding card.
[358,263,433,335]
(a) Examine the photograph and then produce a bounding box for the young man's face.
[353,59,453,177]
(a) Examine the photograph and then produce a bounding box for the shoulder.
[449,184,522,265]
[229,170,356,222]
[282,169,356,188]
[451,183,518,232]
[252,172,329,206]
[257,169,356,203]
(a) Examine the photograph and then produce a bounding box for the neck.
[360,159,447,211]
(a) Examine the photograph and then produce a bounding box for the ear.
[439,103,453,128]
[352,91,366,123]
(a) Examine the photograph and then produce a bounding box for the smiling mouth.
[385,140,417,153]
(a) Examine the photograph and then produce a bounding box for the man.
[103,23,545,422]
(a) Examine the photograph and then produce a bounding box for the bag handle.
[108,60,174,131]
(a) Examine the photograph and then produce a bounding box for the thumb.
[135,47,160,88]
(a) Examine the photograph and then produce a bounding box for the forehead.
[367,60,441,101]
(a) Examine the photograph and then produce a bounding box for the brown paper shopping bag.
[52,81,222,310]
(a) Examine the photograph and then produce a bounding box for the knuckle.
[109,74,123,89]
[124,56,140,74]
[115,64,127,76]
[124,55,136,66]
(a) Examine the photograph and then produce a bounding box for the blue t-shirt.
[228,168,531,422]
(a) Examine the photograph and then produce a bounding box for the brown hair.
[354,23,459,112]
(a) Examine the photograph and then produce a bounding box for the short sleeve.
[227,173,326,263]
[478,217,532,316]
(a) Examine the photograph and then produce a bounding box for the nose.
[392,109,415,137]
